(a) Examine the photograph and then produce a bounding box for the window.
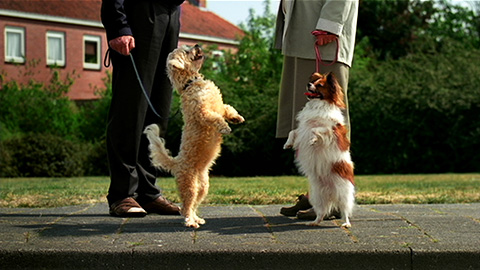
[83,35,101,70]
[211,50,224,72]
[46,31,65,66]
[5,26,25,63]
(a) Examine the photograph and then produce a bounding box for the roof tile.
[0,0,243,41]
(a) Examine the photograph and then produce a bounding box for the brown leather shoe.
[109,197,147,217]
[141,196,181,215]
[296,208,316,220]
[297,208,342,220]
[280,194,312,216]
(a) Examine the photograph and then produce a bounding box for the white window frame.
[211,50,224,71]
[83,35,101,70]
[4,26,26,64]
[46,31,65,66]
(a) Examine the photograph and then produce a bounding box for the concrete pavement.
[1,203,479,269]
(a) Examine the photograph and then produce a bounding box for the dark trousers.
[106,2,180,206]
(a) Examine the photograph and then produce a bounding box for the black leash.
[104,49,179,120]
[129,53,162,118]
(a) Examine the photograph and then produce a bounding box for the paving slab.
[0,203,479,269]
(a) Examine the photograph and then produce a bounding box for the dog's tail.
[143,124,176,173]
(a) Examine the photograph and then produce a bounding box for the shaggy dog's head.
[166,44,205,91]
[306,72,345,108]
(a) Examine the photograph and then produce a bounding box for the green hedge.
[0,133,87,177]
[0,70,109,177]
[349,38,480,174]
[0,80,79,139]
[1,39,479,177]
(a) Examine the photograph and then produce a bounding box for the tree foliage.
[427,0,480,48]
[357,0,436,59]
[0,70,79,140]
[349,37,480,173]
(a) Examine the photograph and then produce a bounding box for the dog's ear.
[168,59,184,70]
[326,72,341,91]
[327,72,345,108]
[326,72,337,85]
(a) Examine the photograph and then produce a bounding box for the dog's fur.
[144,45,244,228]
[284,72,354,227]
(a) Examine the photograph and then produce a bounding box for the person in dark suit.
[101,0,184,217]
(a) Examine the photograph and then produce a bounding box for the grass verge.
[0,174,479,208]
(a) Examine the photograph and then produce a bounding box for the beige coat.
[274,0,358,67]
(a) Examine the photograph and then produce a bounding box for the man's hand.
[109,35,135,56]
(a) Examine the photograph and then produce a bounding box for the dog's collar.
[182,77,199,91]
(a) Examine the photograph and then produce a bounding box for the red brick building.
[0,0,243,100]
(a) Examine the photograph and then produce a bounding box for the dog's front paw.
[284,130,296,149]
[229,115,245,124]
[219,125,232,134]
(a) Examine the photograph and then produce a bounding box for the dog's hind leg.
[338,183,355,228]
[306,177,330,226]
[308,206,328,226]
[177,172,200,228]
[191,170,210,225]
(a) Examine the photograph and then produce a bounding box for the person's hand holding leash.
[312,30,337,46]
[109,35,135,56]
[311,30,339,69]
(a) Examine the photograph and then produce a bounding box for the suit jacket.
[101,0,184,41]
[274,0,358,67]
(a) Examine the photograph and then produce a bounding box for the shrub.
[0,133,88,177]
[0,71,80,139]
[83,139,109,176]
[349,38,480,174]
[77,73,112,142]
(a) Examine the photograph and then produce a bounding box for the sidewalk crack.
[333,219,358,243]
[386,212,438,243]
[36,204,94,235]
[115,217,129,235]
[250,206,277,243]
[191,230,198,244]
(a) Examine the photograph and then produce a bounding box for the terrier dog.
[284,72,354,227]
[144,45,244,228]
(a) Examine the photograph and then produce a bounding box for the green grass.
[1,174,479,208]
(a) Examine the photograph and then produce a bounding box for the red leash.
[312,30,339,72]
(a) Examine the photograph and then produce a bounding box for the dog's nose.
[194,44,200,48]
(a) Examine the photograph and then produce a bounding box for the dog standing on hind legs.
[144,45,244,228]
[284,72,354,228]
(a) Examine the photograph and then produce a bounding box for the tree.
[426,0,480,48]
[357,0,436,59]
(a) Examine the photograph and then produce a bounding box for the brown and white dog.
[284,72,354,227]
[144,45,244,228]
